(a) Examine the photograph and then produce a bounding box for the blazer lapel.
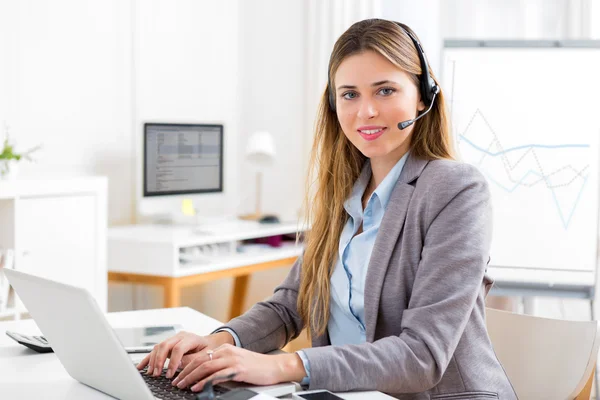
[364,153,429,342]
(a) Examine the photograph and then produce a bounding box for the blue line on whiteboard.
[457,110,590,229]
[459,134,590,156]
[554,174,588,230]
[483,169,588,230]
[484,170,537,193]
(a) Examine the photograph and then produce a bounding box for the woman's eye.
[379,87,395,96]
[341,88,395,100]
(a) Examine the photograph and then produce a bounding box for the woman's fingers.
[174,344,239,390]
[191,367,237,392]
[147,345,160,376]
[180,353,195,368]
[150,335,184,376]
[172,351,210,386]
[174,357,231,392]
[136,353,151,370]
[166,338,204,378]
[135,332,213,378]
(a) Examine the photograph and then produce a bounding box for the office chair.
[486,308,600,399]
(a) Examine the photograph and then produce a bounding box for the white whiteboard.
[442,42,600,273]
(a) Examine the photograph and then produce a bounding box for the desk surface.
[0,307,393,400]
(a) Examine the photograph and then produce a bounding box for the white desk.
[0,307,393,400]
[108,222,305,320]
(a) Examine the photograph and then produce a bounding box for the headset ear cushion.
[420,77,433,106]
[421,74,440,107]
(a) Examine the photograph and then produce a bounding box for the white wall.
[236,0,306,222]
[0,0,247,227]
[0,0,133,225]
[381,0,442,76]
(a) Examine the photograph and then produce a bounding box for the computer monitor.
[143,123,223,197]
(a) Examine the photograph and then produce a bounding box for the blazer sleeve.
[301,163,493,393]
[217,254,305,354]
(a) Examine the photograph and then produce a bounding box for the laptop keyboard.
[138,366,230,400]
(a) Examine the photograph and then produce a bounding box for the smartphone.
[292,390,345,400]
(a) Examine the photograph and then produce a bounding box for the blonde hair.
[298,19,454,336]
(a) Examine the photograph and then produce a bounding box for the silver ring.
[207,350,214,361]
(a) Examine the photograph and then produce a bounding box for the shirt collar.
[373,151,410,210]
[343,151,410,215]
[343,162,371,217]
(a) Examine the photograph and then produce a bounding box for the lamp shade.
[245,131,276,166]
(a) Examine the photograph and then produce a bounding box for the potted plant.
[0,136,41,180]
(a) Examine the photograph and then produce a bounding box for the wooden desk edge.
[108,256,299,319]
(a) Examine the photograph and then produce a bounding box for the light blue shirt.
[222,152,409,386]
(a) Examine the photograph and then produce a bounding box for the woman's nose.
[357,99,378,119]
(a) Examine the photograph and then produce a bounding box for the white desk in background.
[487,266,596,317]
[108,221,305,319]
[0,307,393,400]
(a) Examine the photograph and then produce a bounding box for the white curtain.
[302,0,382,180]
[441,0,596,39]
[591,0,600,38]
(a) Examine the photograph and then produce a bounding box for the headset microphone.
[397,86,439,130]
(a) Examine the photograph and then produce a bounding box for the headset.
[327,21,440,130]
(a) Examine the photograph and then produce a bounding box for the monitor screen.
[144,123,223,197]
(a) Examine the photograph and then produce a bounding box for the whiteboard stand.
[488,267,596,317]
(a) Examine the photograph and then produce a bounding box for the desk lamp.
[240,131,278,223]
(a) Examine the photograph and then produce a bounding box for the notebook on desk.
[4,269,299,400]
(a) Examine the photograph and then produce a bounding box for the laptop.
[4,268,299,399]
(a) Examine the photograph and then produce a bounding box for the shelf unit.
[108,220,305,277]
[0,177,108,320]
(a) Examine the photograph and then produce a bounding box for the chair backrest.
[486,308,600,400]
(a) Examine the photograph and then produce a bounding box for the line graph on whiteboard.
[457,108,590,230]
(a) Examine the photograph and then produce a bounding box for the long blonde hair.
[298,19,454,336]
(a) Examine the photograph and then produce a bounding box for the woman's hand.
[171,344,307,392]
[136,331,234,379]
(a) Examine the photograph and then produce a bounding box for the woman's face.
[334,50,425,162]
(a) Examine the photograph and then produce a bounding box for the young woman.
[138,19,517,399]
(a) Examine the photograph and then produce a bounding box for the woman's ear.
[417,98,426,112]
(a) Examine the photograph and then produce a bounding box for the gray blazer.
[223,153,517,399]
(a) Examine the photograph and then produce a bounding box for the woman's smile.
[357,126,387,141]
